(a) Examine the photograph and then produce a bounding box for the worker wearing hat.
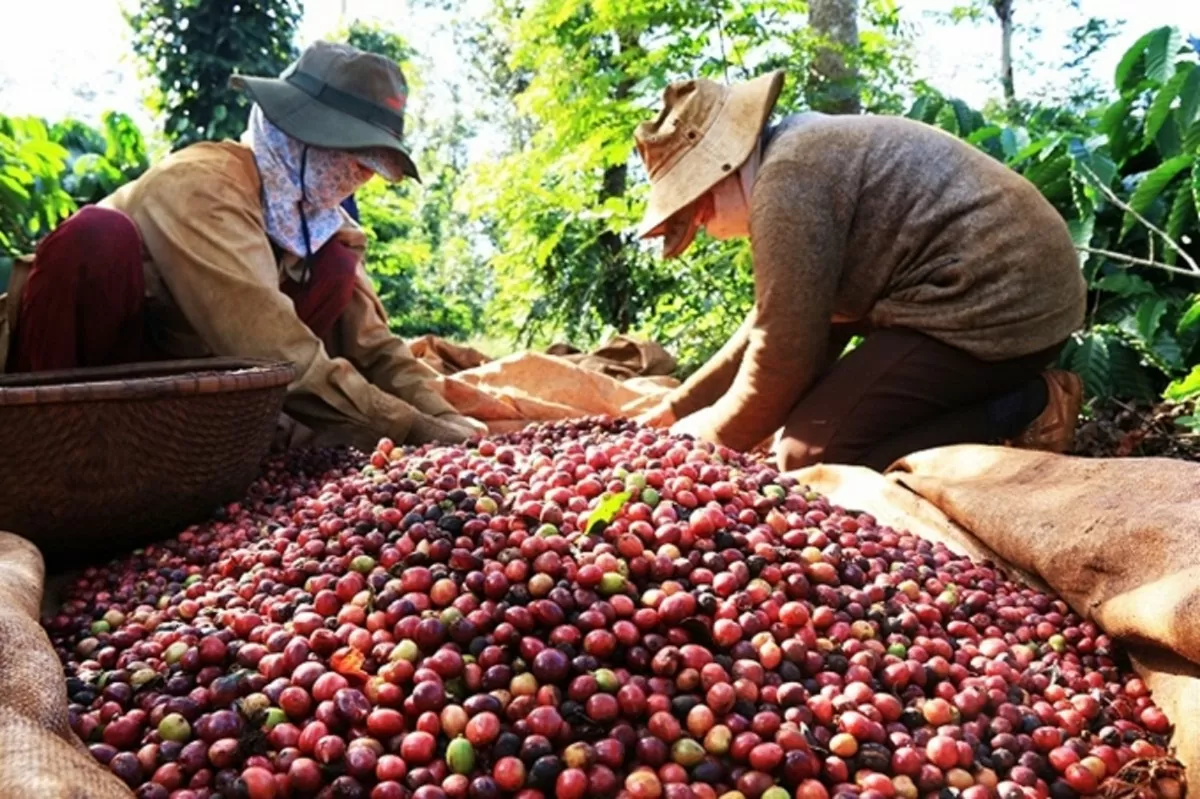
[633,72,1087,471]
[0,42,484,448]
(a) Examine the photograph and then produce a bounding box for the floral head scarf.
[245,104,406,262]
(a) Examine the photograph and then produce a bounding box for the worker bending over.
[0,42,483,448]
[634,72,1085,470]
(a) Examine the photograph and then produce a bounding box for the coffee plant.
[909,26,1200,403]
[0,111,148,290]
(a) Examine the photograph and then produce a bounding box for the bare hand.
[670,409,720,444]
[635,401,677,429]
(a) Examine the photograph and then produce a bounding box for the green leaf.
[966,125,1002,146]
[907,95,940,124]
[1145,64,1192,144]
[584,490,631,536]
[1101,101,1136,163]
[1164,364,1200,401]
[1026,154,1072,199]
[1145,27,1183,84]
[1109,342,1157,399]
[1008,136,1055,167]
[1066,332,1113,398]
[1094,271,1155,298]
[1152,328,1185,370]
[1156,116,1183,158]
[1174,415,1200,432]
[1186,119,1200,153]
[999,128,1019,159]
[950,99,979,137]
[1070,147,1118,204]
[599,196,627,216]
[1135,296,1169,341]
[1115,28,1159,91]
[1066,329,1156,400]
[1067,213,1095,248]
[1165,182,1198,265]
[0,174,30,202]
[1178,63,1200,132]
[534,224,564,267]
[1194,160,1200,217]
[1099,97,1130,139]
[1122,154,1195,237]
[1177,296,1200,337]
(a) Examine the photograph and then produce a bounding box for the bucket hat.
[230,40,419,182]
[634,71,785,254]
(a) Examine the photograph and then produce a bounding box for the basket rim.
[0,357,295,407]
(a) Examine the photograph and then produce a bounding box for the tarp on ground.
[410,334,679,434]
[408,334,678,383]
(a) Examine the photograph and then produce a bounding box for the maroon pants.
[776,327,1059,472]
[10,206,145,372]
[9,207,358,372]
[280,241,360,344]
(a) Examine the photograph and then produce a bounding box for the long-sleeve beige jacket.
[1,141,471,447]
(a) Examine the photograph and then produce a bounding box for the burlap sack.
[547,335,678,380]
[795,448,1200,769]
[438,352,676,425]
[407,335,492,375]
[0,532,133,799]
[410,334,677,381]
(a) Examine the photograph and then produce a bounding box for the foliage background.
[126,0,303,148]
[1,1,1198,410]
[905,29,1200,407]
[0,111,148,291]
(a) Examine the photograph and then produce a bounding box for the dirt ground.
[1072,398,1200,461]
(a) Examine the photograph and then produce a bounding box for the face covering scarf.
[245,105,403,268]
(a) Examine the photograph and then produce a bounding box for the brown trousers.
[776,327,1061,472]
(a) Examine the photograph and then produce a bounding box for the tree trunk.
[992,0,1015,105]
[597,32,640,333]
[808,0,861,115]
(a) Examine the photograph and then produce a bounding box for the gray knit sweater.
[668,112,1087,452]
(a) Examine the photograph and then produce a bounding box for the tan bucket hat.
[230,41,419,182]
[634,70,785,254]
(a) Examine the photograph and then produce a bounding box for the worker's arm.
[683,160,852,452]
[663,310,757,419]
[334,267,484,433]
[133,171,473,448]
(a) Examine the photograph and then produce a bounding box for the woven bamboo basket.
[0,358,294,567]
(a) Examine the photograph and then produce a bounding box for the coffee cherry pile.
[44,418,1179,799]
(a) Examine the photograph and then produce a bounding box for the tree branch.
[1078,246,1200,279]
[1075,161,1200,275]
